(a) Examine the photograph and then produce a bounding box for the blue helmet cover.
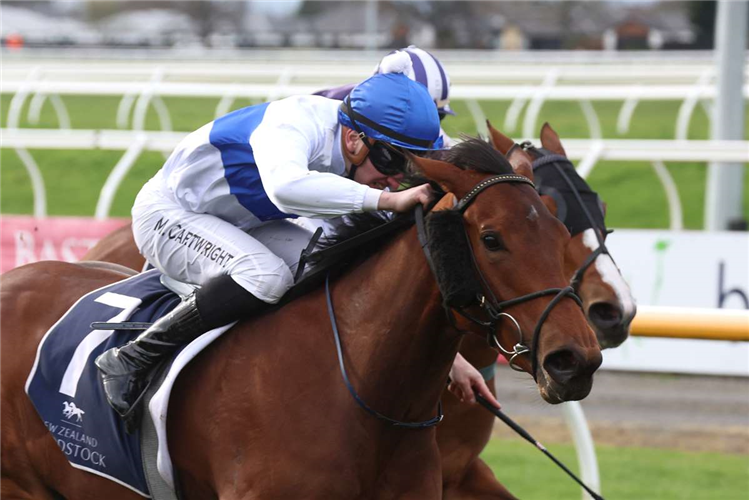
[338,73,443,151]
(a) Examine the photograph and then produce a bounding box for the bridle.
[415,173,583,379]
[325,172,583,428]
[510,141,614,294]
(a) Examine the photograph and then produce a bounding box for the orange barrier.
[631,305,749,342]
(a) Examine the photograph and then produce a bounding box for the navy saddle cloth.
[25,269,181,497]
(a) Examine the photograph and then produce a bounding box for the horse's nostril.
[544,347,602,385]
[543,349,580,384]
[588,302,623,328]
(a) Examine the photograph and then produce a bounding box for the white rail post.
[651,161,684,230]
[561,402,601,500]
[465,99,488,137]
[7,66,48,218]
[705,0,748,230]
[522,68,560,139]
[94,134,147,220]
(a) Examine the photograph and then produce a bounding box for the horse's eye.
[481,233,504,251]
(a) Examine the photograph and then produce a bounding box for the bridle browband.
[416,173,584,380]
[511,141,615,294]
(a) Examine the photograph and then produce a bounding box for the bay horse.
[82,222,144,272]
[2,139,601,500]
[79,125,633,499]
[437,123,636,500]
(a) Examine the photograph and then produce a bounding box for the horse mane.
[318,211,399,249]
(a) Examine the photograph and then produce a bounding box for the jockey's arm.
[250,101,383,218]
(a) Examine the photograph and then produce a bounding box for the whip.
[475,394,605,500]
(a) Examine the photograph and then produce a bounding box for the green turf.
[2,94,748,227]
[481,437,749,500]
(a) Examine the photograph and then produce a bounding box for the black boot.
[95,294,207,430]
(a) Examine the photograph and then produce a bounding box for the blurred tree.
[2,0,50,7]
[393,0,486,48]
[86,0,159,21]
[182,1,216,43]
[298,1,332,18]
[5,0,54,15]
[688,0,716,49]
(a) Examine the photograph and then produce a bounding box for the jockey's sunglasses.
[366,140,409,176]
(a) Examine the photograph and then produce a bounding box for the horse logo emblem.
[62,401,85,422]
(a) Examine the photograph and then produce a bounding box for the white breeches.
[132,188,315,304]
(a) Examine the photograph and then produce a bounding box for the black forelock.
[445,137,514,175]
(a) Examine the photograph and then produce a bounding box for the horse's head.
[411,139,601,403]
[487,120,636,349]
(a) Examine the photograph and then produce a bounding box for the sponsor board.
[604,229,748,376]
[0,216,129,273]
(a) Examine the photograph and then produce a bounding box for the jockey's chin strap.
[414,174,583,381]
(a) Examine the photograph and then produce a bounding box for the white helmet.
[375,45,455,117]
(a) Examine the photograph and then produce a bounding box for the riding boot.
[95,294,207,428]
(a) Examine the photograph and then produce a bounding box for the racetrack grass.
[481,437,749,500]
[2,94,748,227]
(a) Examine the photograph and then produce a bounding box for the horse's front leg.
[443,458,518,500]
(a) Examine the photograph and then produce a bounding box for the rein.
[325,275,443,429]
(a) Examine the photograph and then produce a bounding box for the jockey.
[96,67,499,428]
[95,71,441,423]
[315,45,456,146]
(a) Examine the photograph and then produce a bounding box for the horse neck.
[330,226,460,422]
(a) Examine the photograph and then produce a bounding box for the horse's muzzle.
[538,345,602,403]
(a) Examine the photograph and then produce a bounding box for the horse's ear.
[539,122,567,156]
[433,192,458,212]
[541,194,557,217]
[506,148,534,182]
[408,154,465,194]
[486,120,514,155]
